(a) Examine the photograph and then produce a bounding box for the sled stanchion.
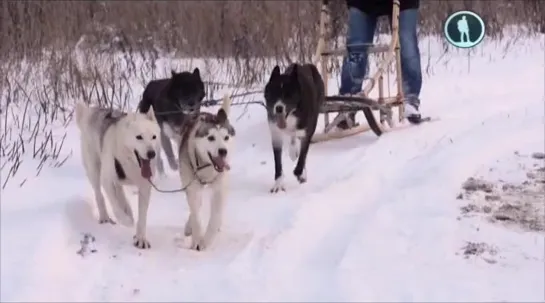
[392,0,404,122]
[314,0,330,131]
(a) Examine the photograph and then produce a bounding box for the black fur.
[137,68,205,171]
[114,158,126,180]
[138,68,205,128]
[264,63,325,184]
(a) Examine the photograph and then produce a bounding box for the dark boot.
[336,112,357,130]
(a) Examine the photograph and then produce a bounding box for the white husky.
[75,102,161,249]
[178,96,235,251]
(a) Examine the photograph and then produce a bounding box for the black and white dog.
[137,68,205,175]
[264,63,324,193]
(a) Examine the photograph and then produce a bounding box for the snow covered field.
[1,36,544,302]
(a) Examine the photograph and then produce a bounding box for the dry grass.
[457,152,545,233]
[0,0,543,188]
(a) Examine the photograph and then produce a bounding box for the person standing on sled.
[337,0,423,129]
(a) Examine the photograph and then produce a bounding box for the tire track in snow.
[242,123,449,301]
[221,126,382,300]
[227,117,457,301]
[337,101,544,301]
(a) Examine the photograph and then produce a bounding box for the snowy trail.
[230,99,544,301]
[223,43,545,300]
[337,104,544,302]
[2,38,544,302]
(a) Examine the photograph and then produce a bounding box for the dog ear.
[193,68,201,78]
[290,64,299,81]
[145,105,156,121]
[269,65,280,82]
[216,108,228,124]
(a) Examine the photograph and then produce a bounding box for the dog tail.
[74,101,89,129]
[221,94,232,116]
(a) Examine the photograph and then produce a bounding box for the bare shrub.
[0,0,543,188]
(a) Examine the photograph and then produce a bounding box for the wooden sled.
[311,0,406,143]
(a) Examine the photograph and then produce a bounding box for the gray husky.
[75,102,161,249]
[178,96,235,251]
[138,68,205,175]
[264,63,325,193]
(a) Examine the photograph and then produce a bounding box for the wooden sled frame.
[311,0,405,143]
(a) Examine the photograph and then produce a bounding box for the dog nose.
[218,148,228,157]
[275,105,284,114]
[146,150,156,159]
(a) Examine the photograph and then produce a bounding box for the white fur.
[221,94,232,115]
[268,122,284,145]
[270,175,285,193]
[285,114,307,139]
[268,113,307,153]
[75,102,161,249]
[272,101,307,138]
[288,136,300,161]
[179,95,234,251]
[267,109,307,192]
[195,127,231,161]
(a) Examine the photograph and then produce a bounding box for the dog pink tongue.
[141,160,152,179]
[213,156,231,171]
[276,114,287,129]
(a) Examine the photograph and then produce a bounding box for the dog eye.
[152,135,156,139]
[207,135,215,142]
[136,135,143,140]
[224,136,229,141]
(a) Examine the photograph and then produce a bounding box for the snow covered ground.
[1,36,544,302]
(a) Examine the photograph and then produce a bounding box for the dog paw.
[133,235,151,249]
[270,176,286,193]
[190,238,207,251]
[270,184,286,193]
[294,168,307,184]
[98,217,116,225]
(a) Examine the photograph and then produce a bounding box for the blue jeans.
[339,8,422,106]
